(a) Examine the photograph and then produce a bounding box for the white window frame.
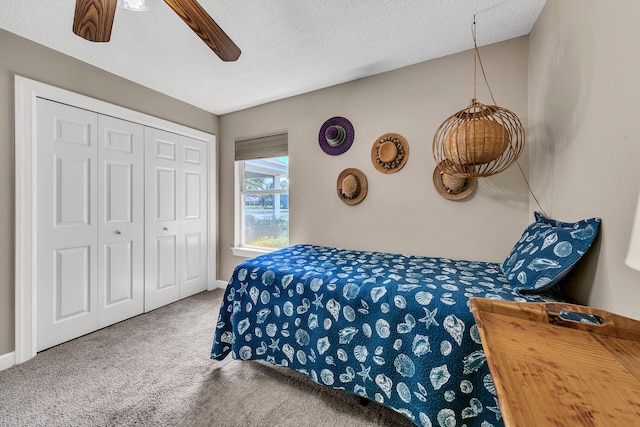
[232,158,289,258]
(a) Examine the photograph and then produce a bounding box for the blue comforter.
[211,245,557,427]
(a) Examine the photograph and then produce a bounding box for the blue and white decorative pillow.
[501,212,601,294]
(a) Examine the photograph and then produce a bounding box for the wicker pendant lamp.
[433,16,525,179]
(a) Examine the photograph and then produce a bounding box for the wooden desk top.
[470,298,640,427]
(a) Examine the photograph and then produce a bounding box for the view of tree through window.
[241,157,289,249]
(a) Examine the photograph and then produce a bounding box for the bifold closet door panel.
[32,95,212,351]
[97,115,145,328]
[144,129,209,310]
[179,136,207,299]
[145,127,181,311]
[36,98,99,351]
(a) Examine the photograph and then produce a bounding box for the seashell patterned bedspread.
[211,245,558,427]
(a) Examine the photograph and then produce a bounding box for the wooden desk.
[470,298,640,427]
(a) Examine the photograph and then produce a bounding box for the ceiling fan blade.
[72,0,118,42]
[163,0,241,62]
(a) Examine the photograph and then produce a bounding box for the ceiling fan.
[72,0,241,61]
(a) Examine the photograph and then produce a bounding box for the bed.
[211,213,600,427]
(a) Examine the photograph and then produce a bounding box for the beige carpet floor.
[0,289,414,427]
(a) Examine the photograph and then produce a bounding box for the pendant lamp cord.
[472,15,548,217]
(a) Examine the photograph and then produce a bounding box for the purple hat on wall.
[318,116,355,155]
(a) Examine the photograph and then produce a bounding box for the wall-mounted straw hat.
[371,133,409,174]
[337,168,367,205]
[433,161,477,200]
[319,116,355,155]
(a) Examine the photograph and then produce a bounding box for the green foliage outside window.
[244,216,289,249]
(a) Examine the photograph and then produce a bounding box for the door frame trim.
[15,76,217,364]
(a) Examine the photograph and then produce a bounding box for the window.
[233,133,288,257]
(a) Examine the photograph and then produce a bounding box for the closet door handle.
[114,230,121,235]
[163,227,168,231]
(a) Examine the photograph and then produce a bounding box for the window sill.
[231,246,274,258]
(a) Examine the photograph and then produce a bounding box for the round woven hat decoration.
[432,161,477,201]
[319,116,355,155]
[337,168,368,205]
[371,133,409,174]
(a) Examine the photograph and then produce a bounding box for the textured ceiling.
[0,0,545,115]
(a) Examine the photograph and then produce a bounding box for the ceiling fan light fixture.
[118,0,150,11]
[73,0,240,61]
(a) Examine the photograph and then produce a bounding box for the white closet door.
[97,116,144,328]
[36,98,98,351]
[179,136,207,298]
[145,128,181,311]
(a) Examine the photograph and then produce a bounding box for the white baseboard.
[208,280,228,291]
[0,351,15,372]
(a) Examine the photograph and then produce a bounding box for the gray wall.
[218,37,531,281]
[528,0,640,319]
[0,29,219,356]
